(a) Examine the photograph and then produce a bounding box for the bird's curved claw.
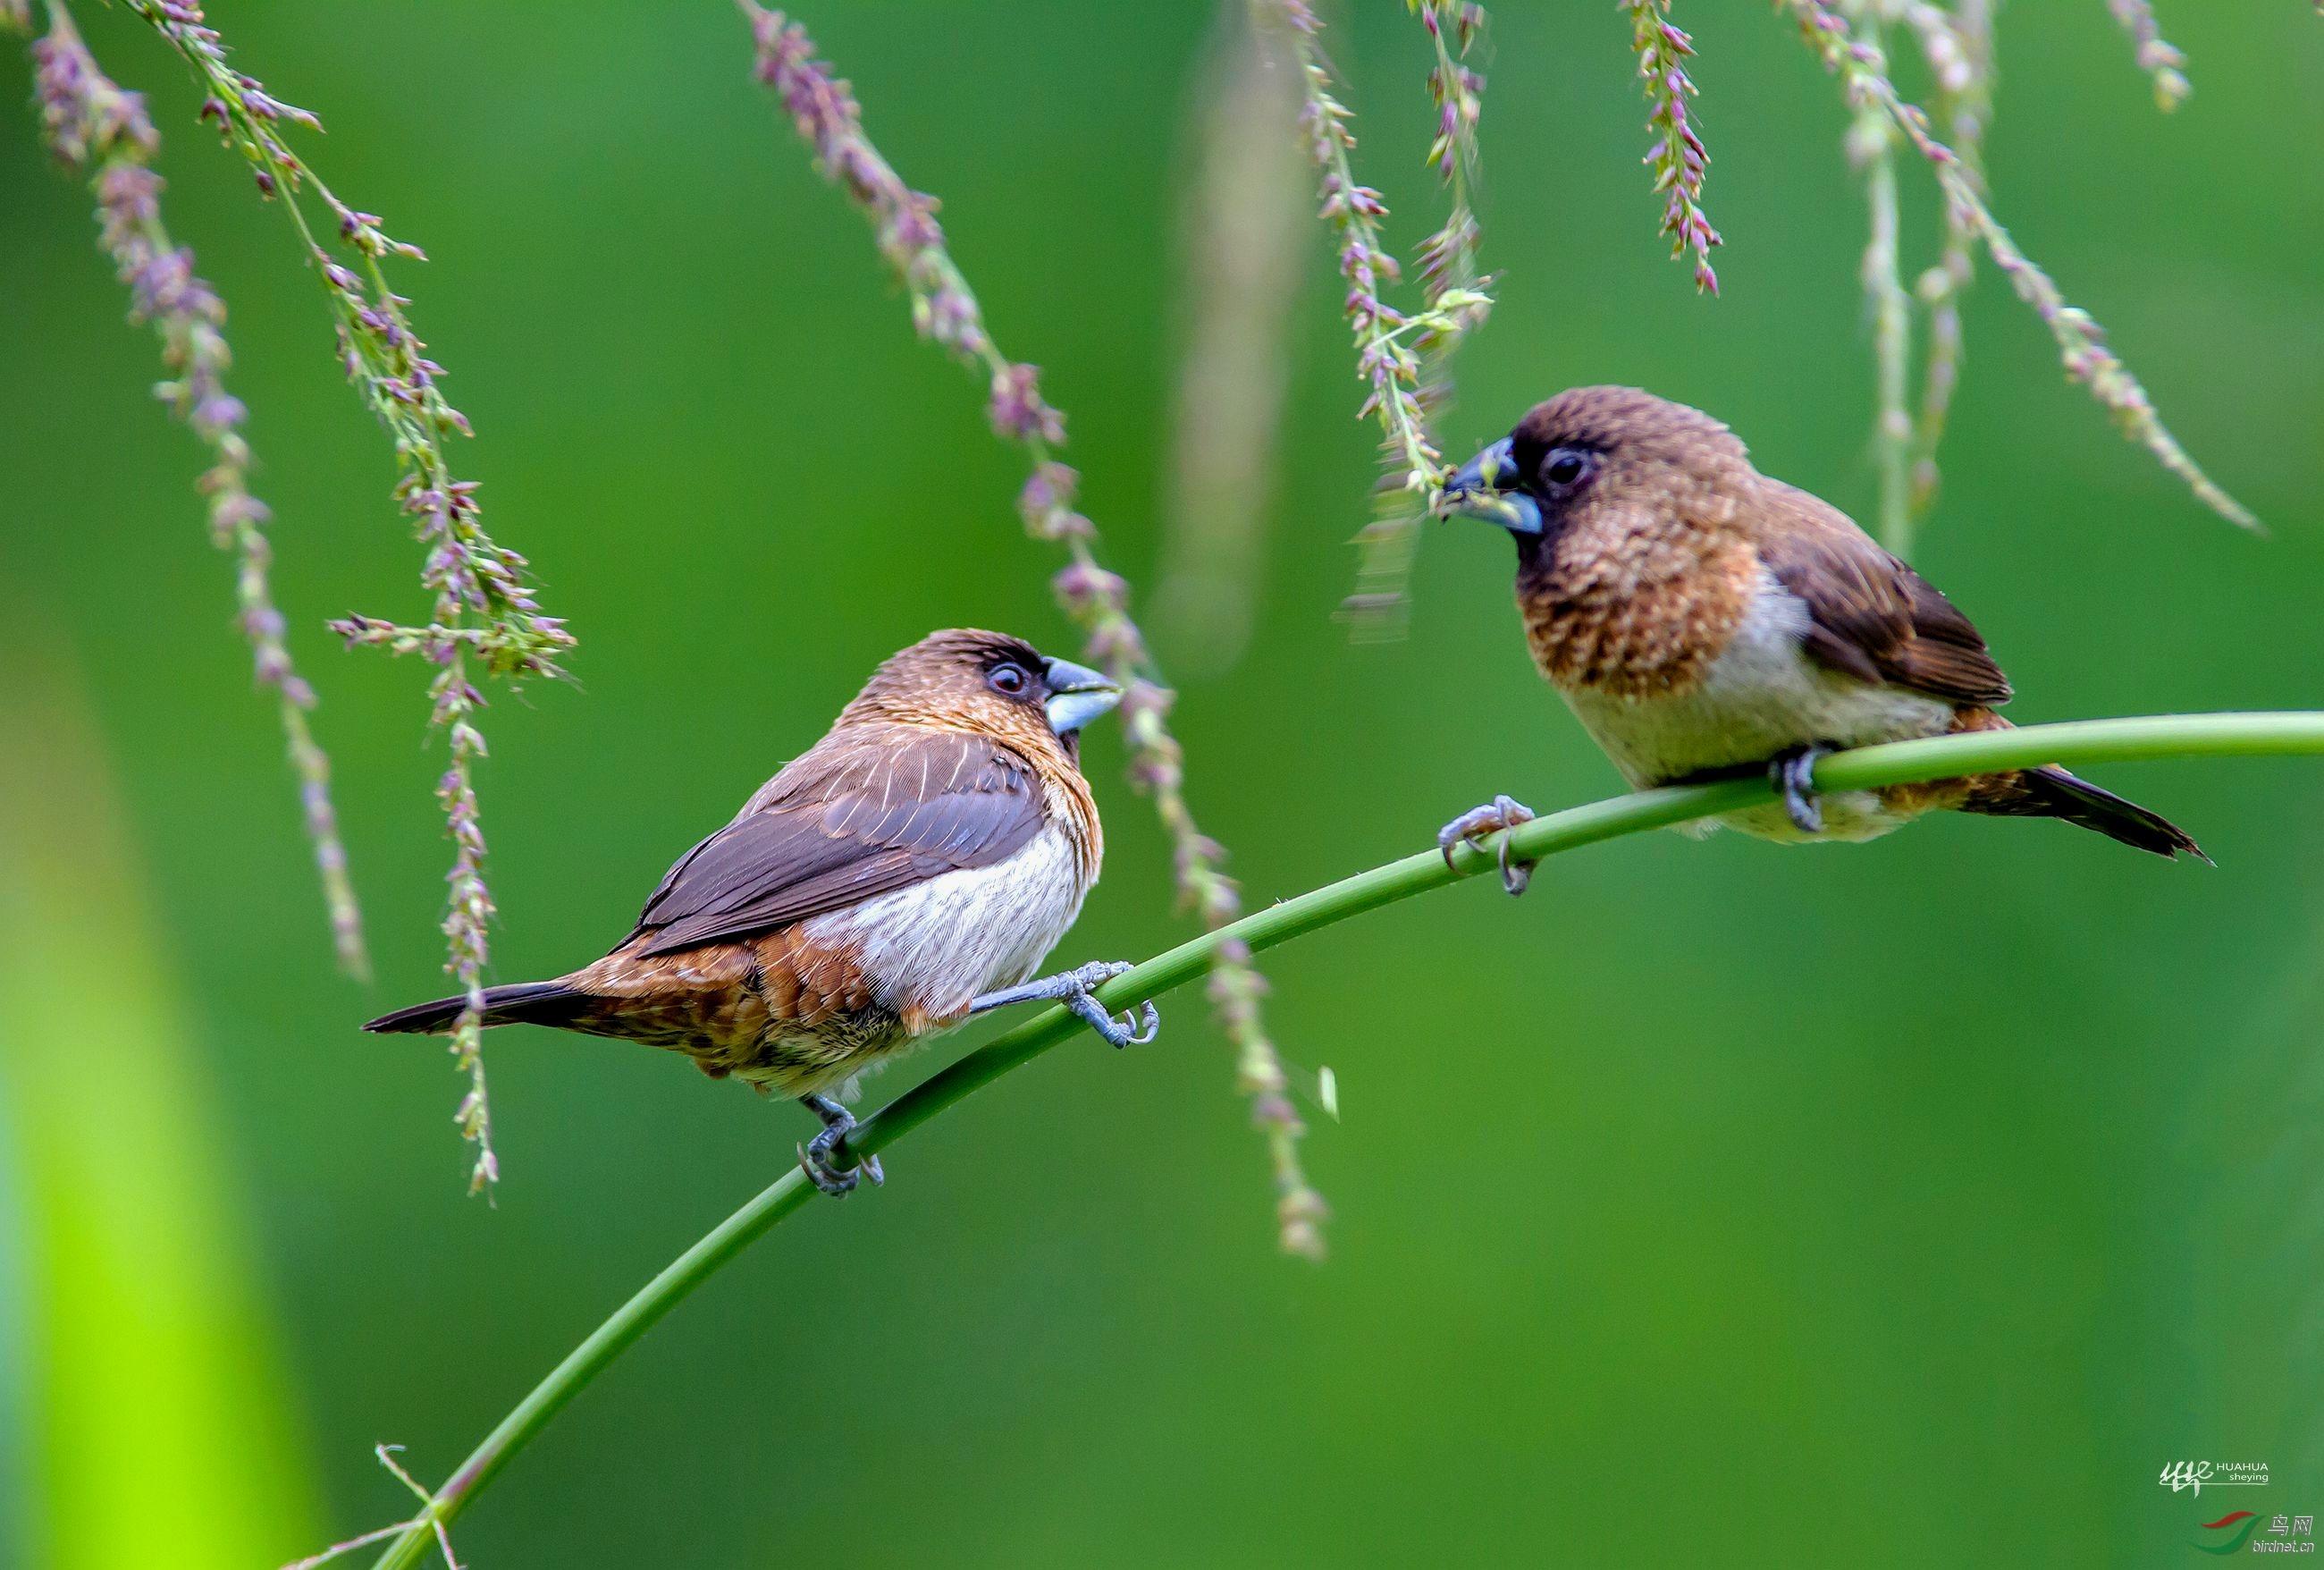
[1437,794,1539,896]
[1120,999,1161,1046]
[1770,745,1830,836]
[798,1095,882,1197]
[1065,985,1160,1049]
[1059,960,1158,1048]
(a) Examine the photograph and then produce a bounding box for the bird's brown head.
[838,629,1120,765]
[1438,385,1756,561]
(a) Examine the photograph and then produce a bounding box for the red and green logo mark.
[2194,1511,2261,1555]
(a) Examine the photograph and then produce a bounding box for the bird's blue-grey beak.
[1438,437,1543,535]
[1041,656,1122,736]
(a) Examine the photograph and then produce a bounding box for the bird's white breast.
[1561,568,1955,842]
[802,823,1090,1016]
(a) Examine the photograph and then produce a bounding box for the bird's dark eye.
[988,663,1030,696]
[1542,449,1592,489]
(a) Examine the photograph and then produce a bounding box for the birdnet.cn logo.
[2191,1512,2315,1555]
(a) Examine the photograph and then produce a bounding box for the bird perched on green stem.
[366,629,1158,1194]
[1435,385,2202,891]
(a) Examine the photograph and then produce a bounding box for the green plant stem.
[1852,19,1914,557]
[366,710,2324,1568]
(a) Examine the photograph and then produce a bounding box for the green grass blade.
[0,636,319,1570]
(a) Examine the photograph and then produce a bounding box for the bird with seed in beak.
[1434,385,2202,891]
[365,629,1157,1194]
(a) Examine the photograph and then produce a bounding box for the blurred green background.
[5,2,2323,1565]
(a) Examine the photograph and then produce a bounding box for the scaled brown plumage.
[364,629,1154,1194]
[1436,385,2201,877]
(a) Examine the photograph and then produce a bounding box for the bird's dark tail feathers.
[1963,764,2208,863]
[362,980,585,1034]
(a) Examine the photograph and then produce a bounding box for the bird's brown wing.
[626,728,1048,956]
[1755,482,2014,705]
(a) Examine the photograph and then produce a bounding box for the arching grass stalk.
[739,4,1322,1254]
[1782,0,2256,531]
[346,710,2324,1570]
[2103,0,2189,111]
[1623,0,1722,294]
[1333,0,1494,640]
[1150,0,1309,679]
[1899,0,1991,526]
[17,0,366,975]
[126,0,576,1192]
[1253,0,1493,637]
[1846,10,1913,554]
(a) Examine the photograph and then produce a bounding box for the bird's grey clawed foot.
[969,961,1158,1048]
[1770,745,1830,835]
[1066,986,1160,1049]
[1437,794,1539,895]
[798,1094,881,1197]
